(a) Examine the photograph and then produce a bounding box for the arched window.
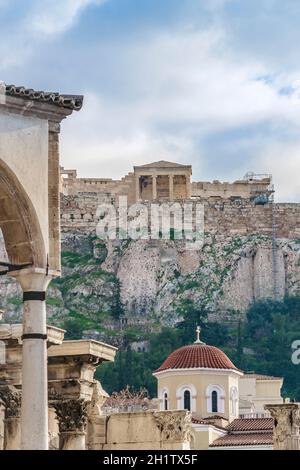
[230,386,238,416]
[160,388,169,411]
[183,390,191,411]
[176,384,197,412]
[164,392,168,411]
[211,390,218,413]
[206,385,225,414]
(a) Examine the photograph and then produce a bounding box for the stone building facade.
[61,161,272,205]
[153,331,285,450]
[0,323,191,451]
[60,161,299,240]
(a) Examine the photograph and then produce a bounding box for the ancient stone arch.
[0,83,83,449]
[0,158,45,267]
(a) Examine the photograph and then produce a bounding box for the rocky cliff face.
[1,227,300,341]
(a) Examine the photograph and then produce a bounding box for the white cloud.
[60,92,198,179]
[0,0,108,70]
[59,28,300,203]
[1,1,299,201]
[28,0,107,35]
[259,142,300,202]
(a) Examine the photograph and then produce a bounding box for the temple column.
[0,386,21,450]
[186,174,192,199]
[54,399,88,450]
[152,175,157,200]
[169,174,174,200]
[135,175,140,202]
[10,269,52,450]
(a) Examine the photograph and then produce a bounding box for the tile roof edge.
[4,84,83,111]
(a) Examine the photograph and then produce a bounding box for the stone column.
[135,176,140,202]
[54,399,88,450]
[48,123,61,273]
[169,174,174,200]
[152,175,157,200]
[186,174,192,199]
[0,386,21,450]
[265,403,300,450]
[10,269,52,450]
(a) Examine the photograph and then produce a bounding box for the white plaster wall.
[0,111,49,254]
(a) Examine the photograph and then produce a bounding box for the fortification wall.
[60,194,300,239]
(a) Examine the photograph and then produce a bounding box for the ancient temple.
[61,161,272,205]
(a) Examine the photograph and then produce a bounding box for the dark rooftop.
[4,84,83,111]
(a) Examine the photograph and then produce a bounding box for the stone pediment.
[135,160,191,169]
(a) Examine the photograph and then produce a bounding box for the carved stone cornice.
[0,386,21,419]
[154,410,191,443]
[54,399,88,433]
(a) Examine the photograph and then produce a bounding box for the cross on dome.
[194,325,205,344]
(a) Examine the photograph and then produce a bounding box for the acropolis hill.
[1,160,300,342]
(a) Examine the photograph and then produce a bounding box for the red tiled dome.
[155,344,237,372]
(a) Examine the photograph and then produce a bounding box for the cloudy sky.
[1,0,300,201]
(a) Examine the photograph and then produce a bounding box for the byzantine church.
[153,327,284,450]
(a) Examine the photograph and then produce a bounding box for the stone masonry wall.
[60,194,300,240]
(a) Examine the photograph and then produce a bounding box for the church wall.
[256,380,283,399]
[156,370,240,421]
[192,425,226,450]
[239,377,283,415]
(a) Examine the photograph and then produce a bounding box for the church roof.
[3,83,83,111]
[135,160,191,169]
[209,417,274,448]
[154,343,238,373]
[209,432,273,447]
[226,418,273,432]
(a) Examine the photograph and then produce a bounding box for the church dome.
[155,343,238,373]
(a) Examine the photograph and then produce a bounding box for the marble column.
[10,269,52,450]
[152,175,157,200]
[54,399,88,450]
[169,174,174,200]
[0,386,21,450]
[135,176,140,202]
[186,174,192,199]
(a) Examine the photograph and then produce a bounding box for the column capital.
[0,386,21,419]
[154,410,191,443]
[8,268,57,292]
[48,121,61,133]
[265,403,300,450]
[54,399,88,433]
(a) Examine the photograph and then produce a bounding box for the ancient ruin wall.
[60,194,300,239]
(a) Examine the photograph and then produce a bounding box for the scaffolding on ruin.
[244,172,280,301]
